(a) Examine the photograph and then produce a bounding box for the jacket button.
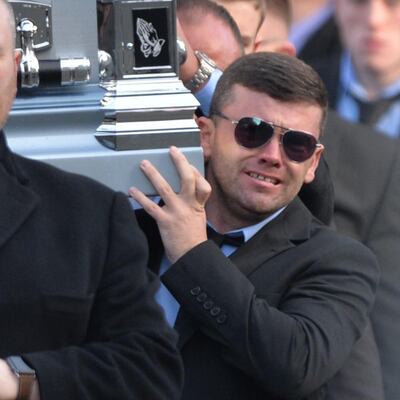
[210,307,221,316]
[196,293,207,303]
[203,300,214,310]
[216,314,227,324]
[190,287,201,296]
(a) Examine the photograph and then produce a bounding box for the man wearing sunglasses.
[131,52,379,400]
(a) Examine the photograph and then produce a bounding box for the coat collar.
[0,130,39,248]
[230,197,312,276]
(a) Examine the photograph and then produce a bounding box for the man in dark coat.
[131,52,380,400]
[0,1,183,398]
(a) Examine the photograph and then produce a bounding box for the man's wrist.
[0,358,19,400]
[5,357,36,400]
[183,51,217,93]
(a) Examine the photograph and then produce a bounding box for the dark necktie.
[207,226,245,248]
[354,96,398,125]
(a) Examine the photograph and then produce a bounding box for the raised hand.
[130,146,211,263]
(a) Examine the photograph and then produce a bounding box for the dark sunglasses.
[213,112,322,163]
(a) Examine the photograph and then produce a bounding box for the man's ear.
[304,144,324,184]
[274,40,296,57]
[14,48,22,65]
[197,116,215,161]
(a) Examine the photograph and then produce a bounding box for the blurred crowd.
[177,0,400,399]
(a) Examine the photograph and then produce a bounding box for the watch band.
[6,356,36,400]
[184,50,217,92]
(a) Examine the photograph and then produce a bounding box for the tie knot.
[352,94,399,125]
[207,226,245,248]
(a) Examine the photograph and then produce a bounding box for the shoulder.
[306,221,380,284]
[15,153,120,209]
[12,154,139,235]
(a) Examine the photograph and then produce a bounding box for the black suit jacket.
[298,20,400,396]
[298,16,342,73]
[0,131,183,399]
[321,112,400,400]
[137,198,380,399]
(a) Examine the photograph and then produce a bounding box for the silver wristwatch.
[184,51,217,92]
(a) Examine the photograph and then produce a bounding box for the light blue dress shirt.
[337,52,400,138]
[156,207,286,327]
[194,68,223,117]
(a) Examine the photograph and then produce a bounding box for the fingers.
[131,147,209,208]
[138,159,176,204]
[169,146,196,197]
[129,187,164,220]
[192,166,211,205]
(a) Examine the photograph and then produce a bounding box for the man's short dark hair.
[177,0,244,54]
[210,52,328,134]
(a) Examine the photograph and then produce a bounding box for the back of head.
[215,0,266,52]
[177,0,243,52]
[210,52,328,131]
[264,0,292,29]
[254,0,295,54]
[217,0,267,26]
[0,0,16,45]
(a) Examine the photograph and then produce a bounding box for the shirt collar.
[208,206,286,243]
[340,52,400,100]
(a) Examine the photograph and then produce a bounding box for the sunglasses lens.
[282,130,317,162]
[235,117,273,149]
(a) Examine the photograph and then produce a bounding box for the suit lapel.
[135,208,164,275]
[0,134,39,249]
[231,197,312,275]
[176,198,313,348]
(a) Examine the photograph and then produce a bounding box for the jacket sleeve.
[162,237,379,398]
[22,193,183,400]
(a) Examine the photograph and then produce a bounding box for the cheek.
[287,160,316,186]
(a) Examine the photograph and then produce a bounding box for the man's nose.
[257,134,283,166]
[367,0,390,27]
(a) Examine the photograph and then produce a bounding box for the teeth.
[249,172,277,184]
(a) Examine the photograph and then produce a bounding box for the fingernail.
[140,160,149,168]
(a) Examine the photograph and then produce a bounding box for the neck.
[205,194,267,234]
[205,199,236,234]
[355,62,400,100]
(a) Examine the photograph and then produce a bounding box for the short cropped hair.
[177,0,244,54]
[210,52,328,134]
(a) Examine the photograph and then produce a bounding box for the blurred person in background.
[253,0,296,55]
[178,0,244,71]
[177,1,400,398]
[214,0,266,52]
[311,0,400,139]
